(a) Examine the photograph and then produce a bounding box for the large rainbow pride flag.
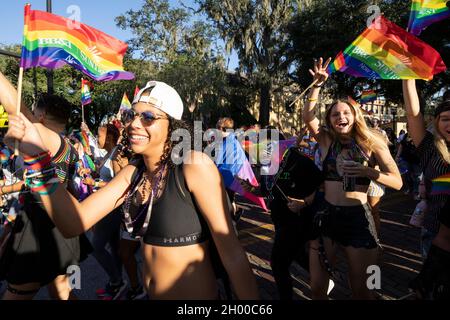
[327,16,446,80]
[431,173,450,195]
[408,0,450,36]
[216,134,268,211]
[20,4,134,81]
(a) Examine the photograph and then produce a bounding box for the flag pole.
[14,67,24,156]
[288,79,319,108]
[81,78,85,124]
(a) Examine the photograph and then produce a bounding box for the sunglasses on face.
[121,109,167,126]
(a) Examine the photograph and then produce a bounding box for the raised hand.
[308,57,332,86]
[4,113,47,156]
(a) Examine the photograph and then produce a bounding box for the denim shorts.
[317,201,379,249]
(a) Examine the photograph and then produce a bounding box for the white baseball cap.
[132,81,183,120]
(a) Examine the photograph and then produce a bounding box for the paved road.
[239,190,421,300]
[0,190,421,300]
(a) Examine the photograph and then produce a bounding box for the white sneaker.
[327,279,335,295]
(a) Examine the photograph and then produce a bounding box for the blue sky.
[0,0,238,69]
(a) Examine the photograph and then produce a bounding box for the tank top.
[126,159,211,246]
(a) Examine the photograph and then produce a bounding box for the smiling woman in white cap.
[5,81,259,300]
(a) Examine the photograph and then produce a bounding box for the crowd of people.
[0,57,449,300]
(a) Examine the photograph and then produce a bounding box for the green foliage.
[0,45,154,131]
[196,0,299,125]
[288,0,449,110]
[115,0,241,127]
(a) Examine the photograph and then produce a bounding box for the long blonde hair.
[324,99,387,153]
[433,116,450,165]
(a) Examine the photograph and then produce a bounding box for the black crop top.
[126,160,211,247]
[322,140,372,186]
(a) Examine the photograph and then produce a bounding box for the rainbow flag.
[327,16,446,80]
[270,138,297,169]
[360,90,377,103]
[327,51,346,74]
[81,79,92,105]
[20,4,134,81]
[0,148,11,165]
[134,86,140,99]
[216,134,268,211]
[431,173,450,195]
[119,93,132,112]
[408,0,450,36]
[75,130,91,154]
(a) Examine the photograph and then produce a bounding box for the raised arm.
[0,71,35,121]
[184,151,259,299]
[302,57,331,144]
[4,113,132,238]
[402,79,427,146]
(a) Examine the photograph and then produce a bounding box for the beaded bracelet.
[24,152,59,195]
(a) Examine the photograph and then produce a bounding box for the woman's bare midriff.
[143,240,219,299]
[324,181,369,206]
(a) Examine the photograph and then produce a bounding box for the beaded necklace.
[122,164,166,237]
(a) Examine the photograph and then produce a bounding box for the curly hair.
[154,118,195,173]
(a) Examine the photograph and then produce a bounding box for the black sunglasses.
[121,109,167,126]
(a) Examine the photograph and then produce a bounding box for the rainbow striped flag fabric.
[360,89,377,103]
[431,173,450,195]
[20,4,134,81]
[81,79,92,105]
[119,93,132,112]
[327,16,446,80]
[408,0,450,36]
[134,86,140,99]
[327,51,346,74]
[0,147,11,165]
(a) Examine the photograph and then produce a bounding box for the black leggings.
[270,209,313,300]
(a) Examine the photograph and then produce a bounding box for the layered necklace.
[122,164,166,238]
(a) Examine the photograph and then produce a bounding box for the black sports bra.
[322,140,372,186]
[126,160,211,247]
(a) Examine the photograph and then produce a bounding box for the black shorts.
[317,201,379,249]
[0,201,92,286]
